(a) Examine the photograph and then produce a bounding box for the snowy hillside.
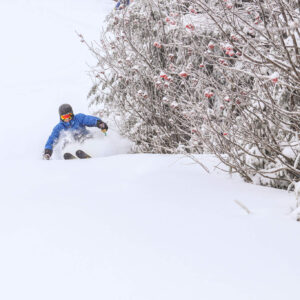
[0,1,300,300]
[1,155,300,300]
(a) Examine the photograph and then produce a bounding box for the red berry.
[186,24,195,31]
[270,72,279,83]
[179,71,188,77]
[219,59,228,66]
[160,72,169,81]
[205,91,214,98]
[208,42,215,49]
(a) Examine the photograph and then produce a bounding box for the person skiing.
[43,104,108,160]
[115,0,130,10]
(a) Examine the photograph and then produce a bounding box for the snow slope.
[0,1,300,300]
[1,155,300,300]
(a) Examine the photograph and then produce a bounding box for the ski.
[64,152,76,160]
[63,150,91,160]
[75,150,91,159]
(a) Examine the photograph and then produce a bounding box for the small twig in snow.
[234,200,251,215]
[185,154,210,174]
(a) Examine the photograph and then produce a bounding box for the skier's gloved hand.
[43,154,51,160]
[43,149,53,160]
[96,120,108,131]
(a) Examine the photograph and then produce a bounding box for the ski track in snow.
[0,1,300,300]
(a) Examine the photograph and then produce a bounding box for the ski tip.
[75,150,91,159]
[64,153,76,160]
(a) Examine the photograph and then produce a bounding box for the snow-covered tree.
[85,0,216,153]
[85,0,300,188]
[190,0,300,188]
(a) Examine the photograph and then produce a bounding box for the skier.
[43,104,108,160]
[115,0,130,10]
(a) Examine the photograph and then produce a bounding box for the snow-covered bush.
[85,0,219,153]
[85,0,300,188]
[190,0,300,188]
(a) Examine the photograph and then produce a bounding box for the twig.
[234,199,251,215]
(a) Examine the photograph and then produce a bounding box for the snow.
[1,154,300,299]
[55,129,132,159]
[0,1,300,300]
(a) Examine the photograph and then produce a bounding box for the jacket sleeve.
[77,113,102,127]
[45,124,63,150]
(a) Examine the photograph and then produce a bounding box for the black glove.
[43,149,53,160]
[96,120,108,131]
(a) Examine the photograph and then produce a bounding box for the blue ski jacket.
[45,113,101,150]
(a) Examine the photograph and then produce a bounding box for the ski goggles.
[61,113,73,121]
